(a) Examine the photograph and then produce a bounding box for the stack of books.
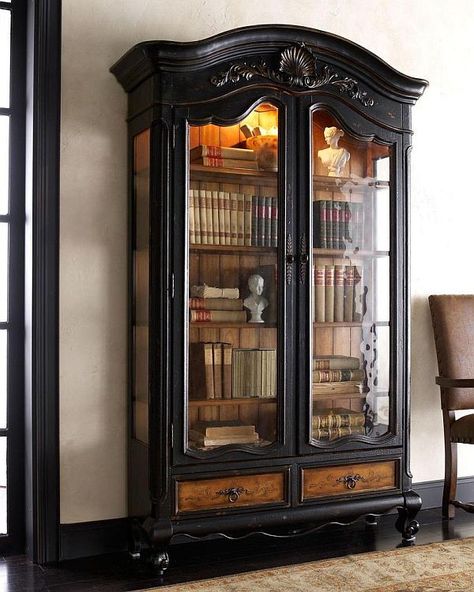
[189,420,259,447]
[190,144,258,170]
[232,348,277,399]
[189,189,278,247]
[189,342,233,400]
[312,355,366,398]
[312,407,366,440]
[313,200,364,250]
[314,264,362,322]
[189,285,246,323]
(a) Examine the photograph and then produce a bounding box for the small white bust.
[244,274,268,323]
[318,126,351,177]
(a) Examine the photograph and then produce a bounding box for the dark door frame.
[24,0,61,563]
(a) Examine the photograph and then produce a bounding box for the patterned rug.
[138,537,474,591]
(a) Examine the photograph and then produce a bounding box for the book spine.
[312,426,365,440]
[189,188,195,244]
[199,189,208,245]
[189,298,243,311]
[315,265,326,323]
[218,191,226,245]
[343,265,355,322]
[212,343,223,399]
[190,145,257,161]
[222,344,232,399]
[244,193,252,246]
[237,193,245,246]
[204,343,215,399]
[223,191,231,245]
[312,413,365,429]
[326,201,333,249]
[190,310,247,322]
[333,201,340,250]
[324,265,335,322]
[212,190,220,245]
[259,196,266,247]
[265,196,272,247]
[230,192,238,246]
[334,264,345,322]
[251,195,258,246]
[313,357,360,370]
[271,196,278,247]
[342,201,350,249]
[197,156,258,169]
[317,200,327,248]
[193,188,201,244]
[205,190,214,245]
[312,369,365,383]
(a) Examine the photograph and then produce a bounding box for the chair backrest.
[429,295,474,410]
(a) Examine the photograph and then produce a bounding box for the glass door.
[308,108,392,445]
[183,101,288,456]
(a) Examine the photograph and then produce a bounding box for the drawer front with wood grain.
[301,461,398,501]
[175,470,288,515]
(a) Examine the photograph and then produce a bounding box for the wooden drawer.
[175,470,288,515]
[301,461,397,501]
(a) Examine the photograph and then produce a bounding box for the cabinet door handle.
[336,473,366,490]
[216,486,249,503]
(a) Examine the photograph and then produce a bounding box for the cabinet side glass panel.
[133,129,150,445]
[311,110,392,442]
[186,104,280,452]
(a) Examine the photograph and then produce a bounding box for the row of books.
[313,200,365,250]
[189,296,247,323]
[312,355,366,398]
[188,420,259,447]
[314,264,362,323]
[190,144,258,171]
[312,407,366,440]
[189,189,278,247]
[232,348,277,399]
[189,342,277,400]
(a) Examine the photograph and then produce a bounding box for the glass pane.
[0,224,7,322]
[0,116,9,214]
[0,437,5,534]
[0,10,10,108]
[186,102,280,451]
[311,110,392,442]
[0,331,5,429]
[132,130,150,444]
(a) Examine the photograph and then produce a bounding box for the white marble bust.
[244,274,268,323]
[318,126,351,177]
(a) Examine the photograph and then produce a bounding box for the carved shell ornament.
[210,43,375,107]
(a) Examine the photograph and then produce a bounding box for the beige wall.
[60,0,474,522]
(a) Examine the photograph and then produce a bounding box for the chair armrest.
[435,377,474,388]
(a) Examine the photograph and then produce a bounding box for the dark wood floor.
[3,509,474,591]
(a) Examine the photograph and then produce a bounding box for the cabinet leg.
[395,491,421,546]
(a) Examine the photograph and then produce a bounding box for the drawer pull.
[216,486,250,503]
[336,473,367,490]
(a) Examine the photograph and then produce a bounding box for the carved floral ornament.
[211,43,375,108]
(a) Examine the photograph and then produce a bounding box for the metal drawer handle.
[336,473,366,490]
[216,486,249,503]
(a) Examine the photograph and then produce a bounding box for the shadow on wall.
[411,295,439,413]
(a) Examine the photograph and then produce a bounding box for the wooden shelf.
[189,397,277,407]
[190,244,277,255]
[190,164,277,186]
[314,321,389,328]
[190,321,277,329]
[313,248,389,258]
[313,175,389,192]
[313,392,367,400]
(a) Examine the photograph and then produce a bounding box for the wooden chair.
[429,295,474,519]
